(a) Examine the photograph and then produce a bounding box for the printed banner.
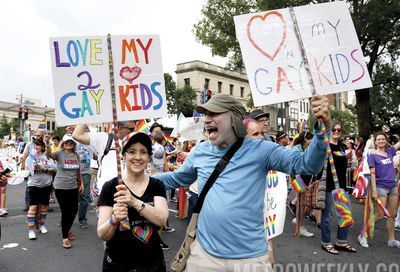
[234,1,372,107]
[49,36,112,125]
[50,35,167,125]
[264,171,287,239]
[111,35,167,121]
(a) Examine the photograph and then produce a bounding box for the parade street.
[0,182,398,272]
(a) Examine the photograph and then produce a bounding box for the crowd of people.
[0,93,399,271]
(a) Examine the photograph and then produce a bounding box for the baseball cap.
[62,134,76,143]
[121,132,152,155]
[249,109,268,120]
[276,131,288,141]
[196,94,247,138]
[152,144,165,166]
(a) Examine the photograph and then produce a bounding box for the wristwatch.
[137,201,146,212]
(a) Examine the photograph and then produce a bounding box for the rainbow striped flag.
[37,119,46,130]
[291,176,306,192]
[135,119,150,133]
[163,134,174,144]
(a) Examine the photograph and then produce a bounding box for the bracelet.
[137,201,146,213]
[109,216,119,227]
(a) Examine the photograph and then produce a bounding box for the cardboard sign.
[234,1,372,107]
[50,35,167,125]
[264,171,287,239]
[171,113,205,141]
[111,35,167,121]
[50,36,112,126]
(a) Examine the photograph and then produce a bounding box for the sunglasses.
[64,141,75,145]
[332,128,342,133]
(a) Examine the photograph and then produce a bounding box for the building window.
[240,87,244,97]
[52,122,56,131]
[306,102,309,113]
[300,101,303,112]
[204,78,210,89]
[47,121,50,130]
[230,84,234,95]
[290,108,298,120]
[218,81,222,93]
[184,78,190,86]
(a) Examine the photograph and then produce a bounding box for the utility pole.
[17,94,24,136]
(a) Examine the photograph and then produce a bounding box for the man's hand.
[311,95,331,128]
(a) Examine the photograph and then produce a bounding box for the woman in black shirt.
[320,121,356,255]
[97,132,169,271]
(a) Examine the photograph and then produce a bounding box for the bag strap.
[193,138,244,214]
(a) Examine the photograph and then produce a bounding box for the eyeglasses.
[332,128,342,133]
[257,118,269,123]
[65,141,75,145]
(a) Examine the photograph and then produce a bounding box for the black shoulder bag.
[170,138,244,272]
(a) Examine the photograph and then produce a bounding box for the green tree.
[0,115,11,138]
[164,73,177,114]
[175,86,197,117]
[246,93,254,109]
[369,61,400,133]
[194,0,400,136]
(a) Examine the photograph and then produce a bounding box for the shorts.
[28,185,52,206]
[377,186,398,198]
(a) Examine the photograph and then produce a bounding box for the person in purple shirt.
[360,132,400,248]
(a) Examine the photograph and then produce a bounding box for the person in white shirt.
[72,121,136,192]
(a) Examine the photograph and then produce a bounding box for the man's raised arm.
[73,124,91,145]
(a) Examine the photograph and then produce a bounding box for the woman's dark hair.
[153,131,164,145]
[293,131,314,147]
[33,138,46,153]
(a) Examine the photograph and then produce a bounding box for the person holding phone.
[25,138,56,240]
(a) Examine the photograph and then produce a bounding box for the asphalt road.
[0,183,399,272]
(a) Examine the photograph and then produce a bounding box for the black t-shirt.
[318,143,348,192]
[97,177,166,267]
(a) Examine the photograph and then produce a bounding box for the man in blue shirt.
[155,94,330,271]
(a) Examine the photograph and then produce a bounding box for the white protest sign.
[264,171,287,239]
[174,115,205,141]
[234,1,372,107]
[111,35,167,121]
[50,36,113,126]
[50,35,167,125]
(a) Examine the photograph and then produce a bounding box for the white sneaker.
[299,226,314,237]
[39,226,48,234]
[1,208,8,215]
[292,218,297,224]
[357,234,369,248]
[0,209,4,216]
[28,231,36,240]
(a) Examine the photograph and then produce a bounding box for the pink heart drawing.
[119,66,142,83]
[246,11,287,62]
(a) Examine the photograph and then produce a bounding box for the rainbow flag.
[135,119,150,133]
[37,119,46,130]
[291,176,306,192]
[362,188,375,238]
[375,199,391,218]
[163,134,174,144]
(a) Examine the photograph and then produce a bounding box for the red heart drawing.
[119,66,142,83]
[246,11,286,62]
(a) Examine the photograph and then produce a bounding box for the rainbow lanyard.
[333,151,346,157]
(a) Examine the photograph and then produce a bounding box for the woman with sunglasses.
[320,121,356,254]
[358,132,400,248]
[46,135,83,249]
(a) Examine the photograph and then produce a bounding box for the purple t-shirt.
[368,146,397,189]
